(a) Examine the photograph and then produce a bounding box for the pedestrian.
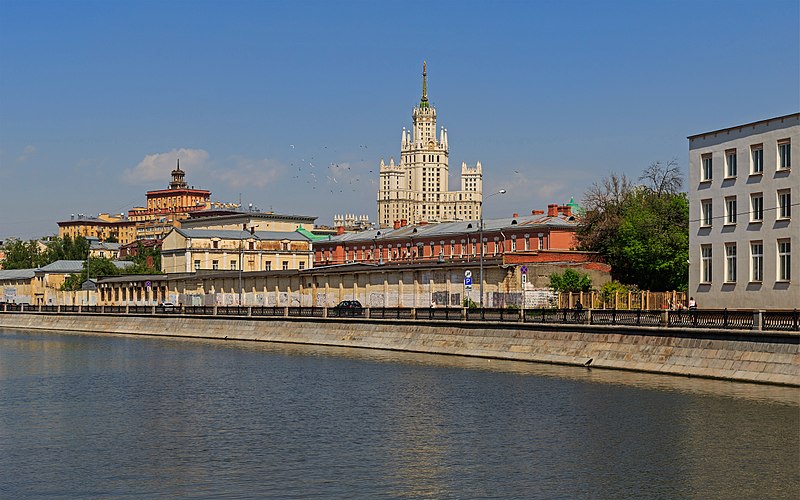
[688,297,697,310]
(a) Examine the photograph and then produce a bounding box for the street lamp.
[479,189,507,309]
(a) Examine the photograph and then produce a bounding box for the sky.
[1,0,798,240]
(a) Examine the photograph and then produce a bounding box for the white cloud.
[17,145,36,163]
[123,148,209,184]
[212,156,284,189]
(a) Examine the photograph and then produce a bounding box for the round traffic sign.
[465,270,472,278]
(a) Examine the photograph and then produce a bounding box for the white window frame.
[777,190,791,220]
[725,149,737,178]
[750,242,763,283]
[778,240,791,282]
[750,193,763,222]
[778,140,791,170]
[725,196,737,225]
[725,243,737,283]
[751,145,764,174]
[701,245,713,284]
[701,154,713,181]
[701,199,713,227]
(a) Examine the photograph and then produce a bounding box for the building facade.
[315,204,580,266]
[688,113,798,309]
[57,213,137,245]
[181,210,317,232]
[377,62,482,228]
[161,228,313,274]
[128,161,212,240]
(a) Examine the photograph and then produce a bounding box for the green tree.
[43,235,89,262]
[549,268,592,293]
[61,257,121,291]
[577,160,689,291]
[123,241,163,274]
[0,239,47,269]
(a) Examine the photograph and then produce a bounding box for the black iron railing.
[1,305,797,333]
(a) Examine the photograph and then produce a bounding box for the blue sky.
[1,0,798,240]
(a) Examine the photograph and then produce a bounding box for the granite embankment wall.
[1,313,798,386]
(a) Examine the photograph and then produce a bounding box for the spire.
[420,60,429,108]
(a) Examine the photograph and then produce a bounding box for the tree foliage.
[549,268,592,293]
[122,241,162,274]
[61,257,122,291]
[577,160,688,291]
[1,239,47,269]
[0,236,90,270]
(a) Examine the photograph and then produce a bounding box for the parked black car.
[331,300,363,317]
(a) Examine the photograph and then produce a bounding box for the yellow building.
[57,214,137,245]
[161,228,313,274]
[128,160,212,240]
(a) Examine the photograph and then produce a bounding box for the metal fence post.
[661,311,669,328]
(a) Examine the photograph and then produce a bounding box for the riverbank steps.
[1,313,797,386]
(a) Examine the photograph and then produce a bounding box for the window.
[750,242,763,282]
[778,240,791,281]
[778,190,791,219]
[701,154,713,181]
[194,259,201,270]
[212,260,219,270]
[230,260,237,270]
[726,149,737,177]
[701,199,713,227]
[282,261,289,270]
[778,140,791,170]
[725,243,737,283]
[265,262,271,271]
[701,245,712,283]
[538,235,544,250]
[299,261,305,270]
[511,238,517,252]
[725,197,737,225]
[750,193,763,222]
[751,145,763,174]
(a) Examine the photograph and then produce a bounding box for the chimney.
[250,226,255,235]
[401,219,408,227]
[512,213,519,218]
[336,226,345,235]
[532,210,544,215]
[560,205,572,217]
[547,204,558,217]
[393,220,402,230]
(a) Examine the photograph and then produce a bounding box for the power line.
[689,201,799,224]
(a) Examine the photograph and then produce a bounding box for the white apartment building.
[688,113,798,309]
[377,62,482,228]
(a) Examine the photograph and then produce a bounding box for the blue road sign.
[464,277,472,286]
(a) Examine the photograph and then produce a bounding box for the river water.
[0,328,797,499]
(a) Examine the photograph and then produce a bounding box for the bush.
[549,269,592,293]
[463,297,478,309]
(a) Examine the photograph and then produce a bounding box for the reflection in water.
[1,328,798,498]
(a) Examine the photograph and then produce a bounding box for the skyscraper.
[378,62,483,228]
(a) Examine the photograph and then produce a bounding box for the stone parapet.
[0,313,797,386]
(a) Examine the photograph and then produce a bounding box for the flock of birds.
[287,143,377,196]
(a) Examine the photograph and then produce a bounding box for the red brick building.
[313,204,599,268]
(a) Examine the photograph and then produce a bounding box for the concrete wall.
[689,114,799,309]
[1,313,796,387]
